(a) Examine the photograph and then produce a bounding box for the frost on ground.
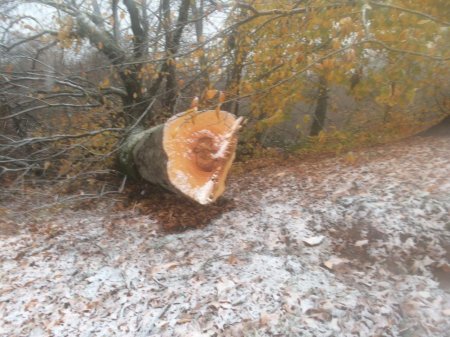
[1,136,449,337]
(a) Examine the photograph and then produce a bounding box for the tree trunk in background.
[118,65,146,124]
[192,0,209,90]
[223,4,250,115]
[162,0,191,114]
[119,110,243,205]
[223,34,246,115]
[75,0,192,125]
[310,75,328,137]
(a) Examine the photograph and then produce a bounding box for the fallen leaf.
[208,301,221,310]
[289,210,301,217]
[151,261,180,275]
[260,312,279,326]
[303,235,325,246]
[177,315,193,324]
[401,300,419,316]
[205,89,218,100]
[345,151,357,165]
[227,255,239,265]
[355,239,369,247]
[25,299,38,310]
[260,312,270,326]
[323,257,348,270]
[306,308,332,321]
[216,278,235,296]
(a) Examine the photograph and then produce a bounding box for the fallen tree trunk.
[119,109,243,205]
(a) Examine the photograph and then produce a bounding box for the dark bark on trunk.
[310,75,328,137]
[118,125,174,192]
[141,0,150,54]
[133,126,171,191]
[192,0,209,89]
[223,34,246,115]
[118,66,146,124]
[163,0,191,113]
[123,0,146,59]
[119,0,150,123]
[112,0,120,42]
[223,5,254,115]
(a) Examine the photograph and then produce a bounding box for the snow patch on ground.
[1,137,449,336]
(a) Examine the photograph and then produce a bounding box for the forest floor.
[1,134,449,337]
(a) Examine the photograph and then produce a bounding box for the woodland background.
[0,0,449,202]
[1,2,450,336]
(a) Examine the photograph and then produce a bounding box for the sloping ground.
[419,115,450,137]
[1,136,449,337]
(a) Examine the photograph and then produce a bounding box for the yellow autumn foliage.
[233,0,449,150]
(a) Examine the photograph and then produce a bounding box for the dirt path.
[1,136,449,337]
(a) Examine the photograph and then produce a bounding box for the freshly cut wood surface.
[121,109,242,204]
[164,110,242,204]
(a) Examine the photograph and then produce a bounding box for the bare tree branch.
[1,30,58,52]
[2,127,123,149]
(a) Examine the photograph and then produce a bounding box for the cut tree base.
[119,110,242,205]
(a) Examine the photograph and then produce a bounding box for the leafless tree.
[0,0,231,186]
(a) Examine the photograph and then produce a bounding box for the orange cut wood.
[120,110,242,204]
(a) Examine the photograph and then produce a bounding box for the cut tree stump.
[119,109,243,205]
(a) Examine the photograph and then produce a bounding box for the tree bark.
[163,0,191,113]
[119,109,243,204]
[192,0,209,89]
[223,33,247,115]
